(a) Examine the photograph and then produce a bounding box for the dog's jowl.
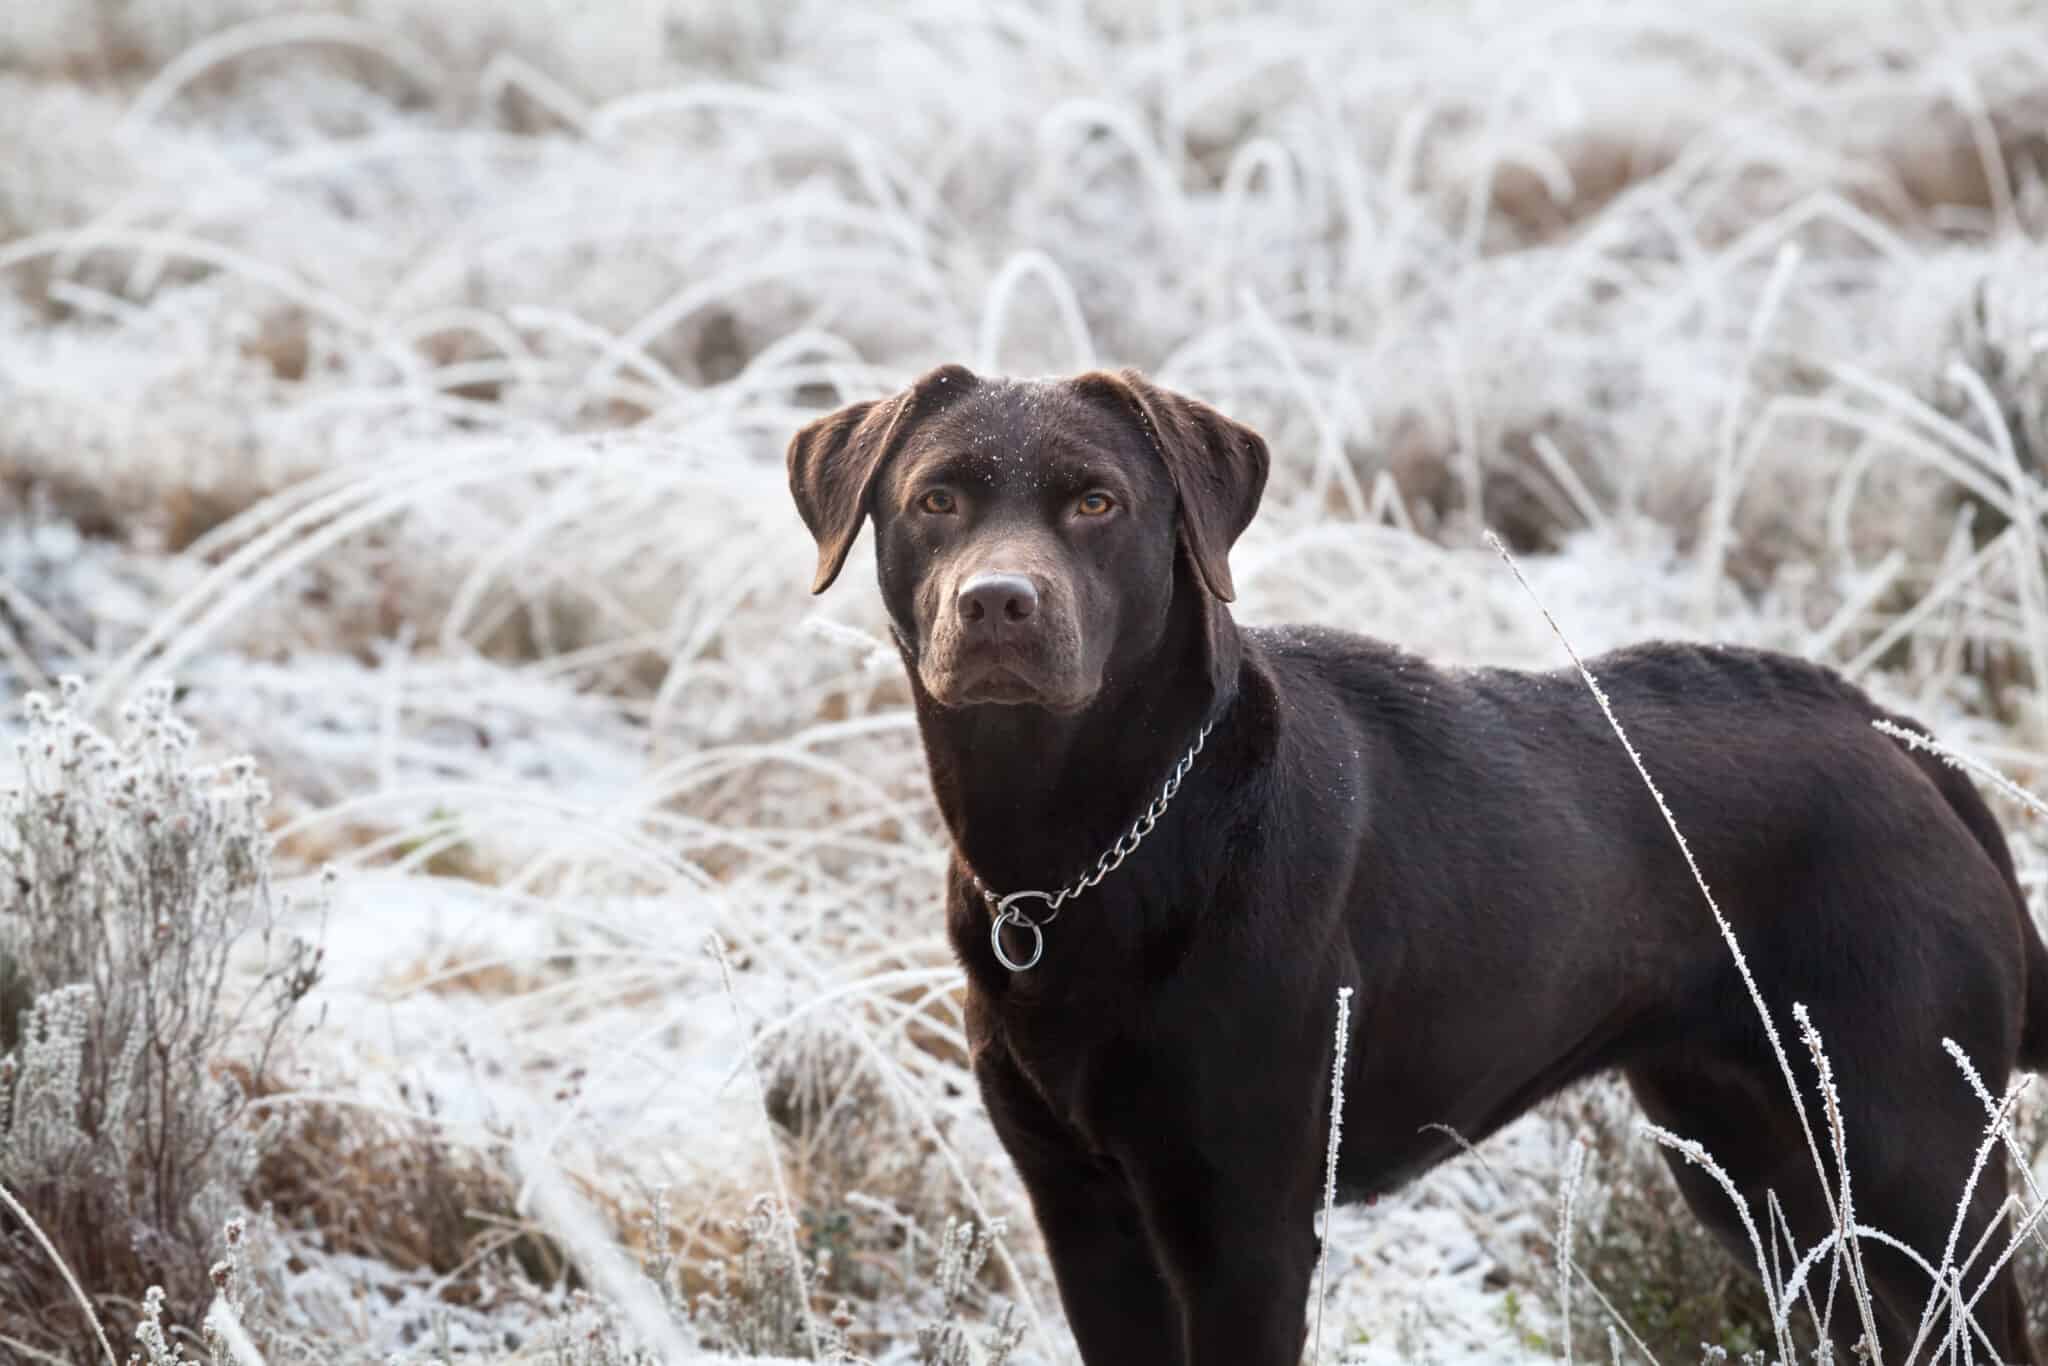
[788,365,2048,1365]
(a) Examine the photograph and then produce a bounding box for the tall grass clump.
[0,677,322,1358]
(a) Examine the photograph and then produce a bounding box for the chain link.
[974,715,1218,971]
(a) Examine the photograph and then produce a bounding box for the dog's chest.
[968,988,1143,1152]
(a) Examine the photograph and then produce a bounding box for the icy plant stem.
[1873,719,2048,824]
[1558,1137,1588,1366]
[1571,1263,1665,1366]
[1795,1003,1884,1358]
[1944,1037,2048,1258]
[710,932,824,1357]
[1641,1125,1792,1361]
[0,1178,118,1366]
[1904,1058,2025,1364]
[204,1297,267,1366]
[1311,985,1354,1364]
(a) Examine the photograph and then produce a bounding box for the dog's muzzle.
[927,572,1085,707]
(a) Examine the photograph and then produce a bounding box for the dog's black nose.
[958,573,1038,626]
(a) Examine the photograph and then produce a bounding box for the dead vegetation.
[5,1,2048,1361]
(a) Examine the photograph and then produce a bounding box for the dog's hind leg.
[1849,1143,2036,1365]
[2008,1272,2039,1366]
[1625,1052,1835,1340]
[1630,1041,2038,1364]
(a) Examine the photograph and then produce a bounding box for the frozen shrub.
[762,1028,981,1306]
[0,677,323,1357]
[542,1290,655,1366]
[535,1190,858,1365]
[913,1217,1023,1366]
[129,1214,263,1366]
[595,1186,1018,1364]
[689,1194,822,1358]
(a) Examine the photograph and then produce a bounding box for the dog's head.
[788,365,1268,712]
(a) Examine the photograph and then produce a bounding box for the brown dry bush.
[757,1028,994,1318]
[256,1097,570,1306]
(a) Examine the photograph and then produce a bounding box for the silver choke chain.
[972,715,1217,973]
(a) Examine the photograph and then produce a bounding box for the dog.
[787,364,2048,1364]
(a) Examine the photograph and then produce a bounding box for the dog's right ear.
[787,364,979,593]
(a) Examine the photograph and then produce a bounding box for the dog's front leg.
[1106,1078,1324,1366]
[977,1049,1186,1365]
[1123,1151,1321,1364]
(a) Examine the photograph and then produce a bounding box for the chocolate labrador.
[786,364,2048,1364]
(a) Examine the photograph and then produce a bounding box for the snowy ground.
[4,0,2048,1361]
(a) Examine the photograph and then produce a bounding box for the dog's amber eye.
[918,489,957,515]
[1076,491,1116,517]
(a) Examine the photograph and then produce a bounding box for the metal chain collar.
[971,715,1218,973]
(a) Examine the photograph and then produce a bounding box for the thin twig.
[1559,1137,1589,1366]
[1873,719,2048,824]
[1312,985,1355,1363]
[0,1178,119,1366]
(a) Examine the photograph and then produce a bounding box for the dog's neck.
[908,587,1241,900]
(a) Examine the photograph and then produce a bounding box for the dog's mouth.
[925,651,1094,712]
[955,676,1049,707]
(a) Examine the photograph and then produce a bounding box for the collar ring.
[991,900,1050,972]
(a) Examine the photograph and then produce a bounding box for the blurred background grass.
[2,1,2047,1361]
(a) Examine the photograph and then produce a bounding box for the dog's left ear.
[787,364,979,593]
[1071,369,1269,602]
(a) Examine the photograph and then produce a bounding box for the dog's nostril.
[959,574,1039,627]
